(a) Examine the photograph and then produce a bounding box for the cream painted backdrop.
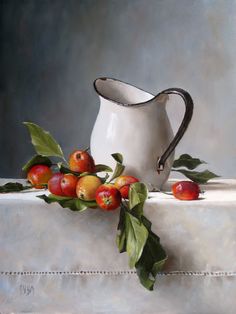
[0,0,235,178]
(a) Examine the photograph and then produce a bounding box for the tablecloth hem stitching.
[0,270,236,276]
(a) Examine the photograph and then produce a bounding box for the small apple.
[172,181,200,200]
[69,150,95,173]
[60,174,78,197]
[76,175,102,200]
[96,184,121,211]
[114,175,139,199]
[48,173,64,196]
[27,164,53,189]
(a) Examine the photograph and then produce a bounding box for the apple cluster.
[27,150,140,211]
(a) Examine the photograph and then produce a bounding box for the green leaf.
[136,229,168,291]
[172,169,220,184]
[141,215,153,232]
[108,163,125,183]
[130,203,145,220]
[38,194,77,210]
[79,199,98,208]
[0,182,32,193]
[173,154,206,170]
[24,122,65,159]
[116,205,126,253]
[94,164,113,173]
[22,155,52,172]
[111,153,123,164]
[147,231,167,277]
[136,266,155,291]
[125,212,148,268]
[129,182,148,211]
[58,163,81,176]
[108,153,125,182]
[58,163,95,179]
[116,230,126,253]
[78,172,91,177]
[37,194,97,211]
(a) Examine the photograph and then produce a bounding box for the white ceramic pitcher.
[90,77,193,190]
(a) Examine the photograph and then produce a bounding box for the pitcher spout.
[94,77,159,107]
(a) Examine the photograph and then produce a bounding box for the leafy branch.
[0,182,33,193]
[37,194,97,211]
[116,182,167,290]
[172,154,219,184]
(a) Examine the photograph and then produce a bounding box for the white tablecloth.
[0,178,235,313]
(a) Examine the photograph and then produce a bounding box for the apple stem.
[31,183,48,189]
[83,146,90,152]
[121,199,129,210]
[62,156,69,166]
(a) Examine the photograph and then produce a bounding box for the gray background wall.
[0,0,235,178]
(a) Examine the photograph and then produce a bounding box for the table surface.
[0,178,236,272]
[0,178,236,313]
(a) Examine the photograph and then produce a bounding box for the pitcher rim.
[93,77,157,107]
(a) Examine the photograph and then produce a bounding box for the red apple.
[172,181,200,200]
[60,174,78,197]
[114,175,139,199]
[96,184,121,211]
[48,173,64,196]
[27,164,53,189]
[69,150,95,173]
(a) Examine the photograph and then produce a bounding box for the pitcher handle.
[156,88,194,171]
